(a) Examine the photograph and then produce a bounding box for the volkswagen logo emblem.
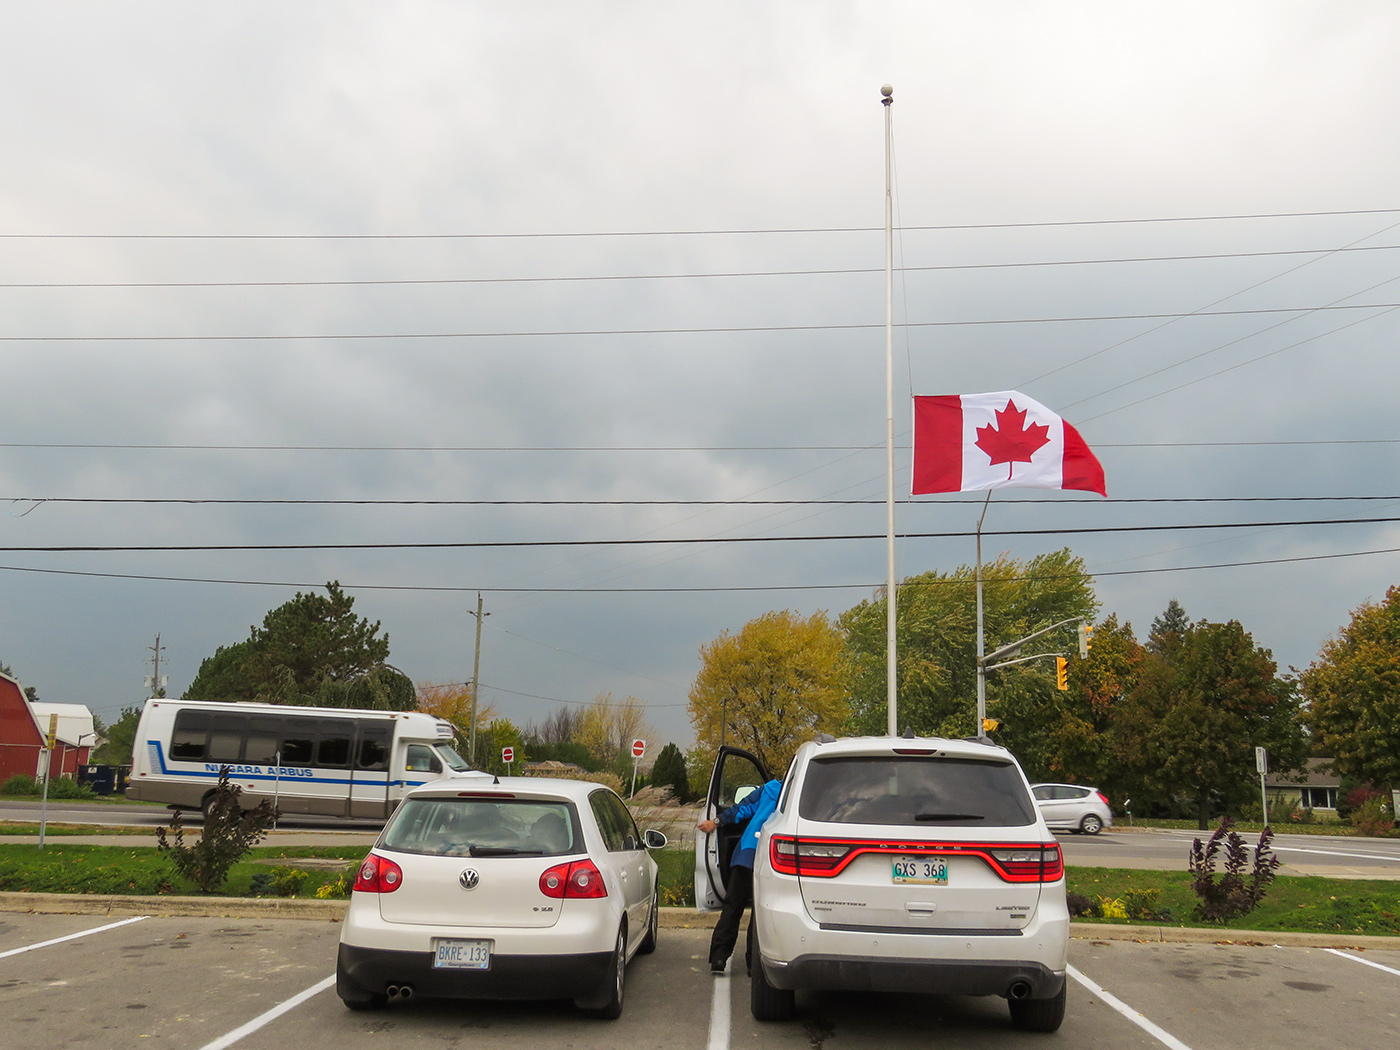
[459,868,480,890]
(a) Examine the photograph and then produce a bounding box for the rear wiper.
[468,846,543,857]
[913,812,985,821]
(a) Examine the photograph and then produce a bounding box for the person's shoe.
[710,959,727,974]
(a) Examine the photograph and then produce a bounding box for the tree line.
[686,550,1400,829]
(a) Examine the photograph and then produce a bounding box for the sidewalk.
[0,892,1395,950]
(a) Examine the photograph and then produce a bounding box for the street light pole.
[468,593,489,767]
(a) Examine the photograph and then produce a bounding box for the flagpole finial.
[881,84,893,105]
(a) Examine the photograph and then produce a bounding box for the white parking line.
[0,915,149,959]
[1324,948,1400,978]
[196,973,336,1050]
[706,959,731,1050]
[1068,964,1195,1050]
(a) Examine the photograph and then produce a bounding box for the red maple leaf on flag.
[975,399,1050,479]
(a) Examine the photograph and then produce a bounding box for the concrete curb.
[0,893,1395,949]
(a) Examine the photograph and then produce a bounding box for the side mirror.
[733,784,758,806]
[644,829,668,849]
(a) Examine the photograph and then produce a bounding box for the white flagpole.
[975,492,992,738]
[882,84,897,737]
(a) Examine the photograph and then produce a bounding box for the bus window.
[244,716,281,765]
[170,710,211,760]
[405,744,442,774]
[209,718,245,764]
[356,723,391,770]
[317,730,352,768]
[279,719,318,765]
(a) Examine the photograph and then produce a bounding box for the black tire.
[749,933,794,1022]
[579,925,626,1019]
[1081,814,1103,835]
[200,792,216,821]
[1008,982,1067,1033]
[637,882,659,954]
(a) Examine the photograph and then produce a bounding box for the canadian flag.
[912,391,1106,496]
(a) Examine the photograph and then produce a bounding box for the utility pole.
[144,634,168,697]
[468,594,489,766]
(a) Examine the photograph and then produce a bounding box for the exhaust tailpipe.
[1007,981,1032,1000]
[398,985,414,1000]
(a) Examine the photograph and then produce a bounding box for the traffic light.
[982,717,1001,733]
[1055,656,1068,691]
[1078,623,1093,659]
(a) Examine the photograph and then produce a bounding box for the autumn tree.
[688,609,846,777]
[186,582,412,709]
[415,681,496,764]
[840,549,1097,774]
[577,693,655,774]
[1113,618,1306,828]
[473,718,527,776]
[1301,586,1400,790]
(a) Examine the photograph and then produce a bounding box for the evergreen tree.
[651,742,690,801]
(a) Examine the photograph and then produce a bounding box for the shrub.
[0,775,40,795]
[1065,892,1097,918]
[1349,797,1395,837]
[315,868,354,899]
[156,767,278,894]
[1122,888,1165,921]
[249,866,310,897]
[46,777,97,800]
[1097,896,1128,919]
[1188,817,1281,922]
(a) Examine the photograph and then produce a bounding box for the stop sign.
[502,746,514,764]
[631,739,645,759]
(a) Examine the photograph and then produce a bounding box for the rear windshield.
[799,756,1036,827]
[382,797,582,857]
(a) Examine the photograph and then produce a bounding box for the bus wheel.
[200,793,217,821]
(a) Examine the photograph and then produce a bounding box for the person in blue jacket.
[697,778,783,974]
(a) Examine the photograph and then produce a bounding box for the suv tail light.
[987,845,1063,882]
[354,852,403,893]
[769,836,1063,883]
[539,859,608,899]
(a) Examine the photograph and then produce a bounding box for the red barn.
[0,671,94,781]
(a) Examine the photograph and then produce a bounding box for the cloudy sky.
[3,2,1399,749]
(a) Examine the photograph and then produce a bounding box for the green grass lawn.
[1123,818,1394,839]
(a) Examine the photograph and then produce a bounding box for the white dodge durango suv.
[698,736,1069,1032]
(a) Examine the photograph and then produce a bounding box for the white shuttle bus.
[127,698,482,819]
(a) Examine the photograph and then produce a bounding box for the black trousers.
[709,864,753,968]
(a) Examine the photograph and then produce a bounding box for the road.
[7,802,1400,879]
[1,913,1397,1050]
[1058,827,1400,880]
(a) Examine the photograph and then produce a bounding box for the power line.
[4,515,1400,553]
[3,206,1397,240]
[6,301,1398,343]
[7,494,1400,508]
[2,439,1398,453]
[2,541,1398,592]
[6,243,1400,290]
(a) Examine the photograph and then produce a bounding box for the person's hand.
[697,818,718,833]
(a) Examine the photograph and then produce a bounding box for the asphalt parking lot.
[2,911,1398,1050]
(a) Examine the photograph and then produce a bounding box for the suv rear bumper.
[760,953,1065,998]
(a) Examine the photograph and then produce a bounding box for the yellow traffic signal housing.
[1055,656,1069,691]
[1078,623,1093,659]
[982,717,1001,733]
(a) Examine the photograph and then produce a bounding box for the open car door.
[694,745,771,913]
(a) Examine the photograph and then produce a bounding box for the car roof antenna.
[493,774,500,785]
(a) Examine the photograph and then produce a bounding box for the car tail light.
[539,859,608,899]
[354,852,403,893]
[1096,791,1110,807]
[987,845,1063,882]
[769,836,853,876]
[769,836,1063,882]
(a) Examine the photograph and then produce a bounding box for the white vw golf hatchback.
[337,776,666,1018]
[697,737,1069,1032]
